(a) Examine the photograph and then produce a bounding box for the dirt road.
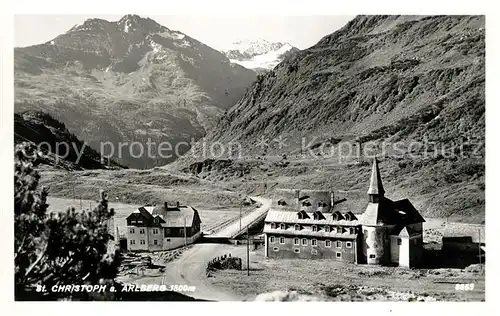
[162,196,272,301]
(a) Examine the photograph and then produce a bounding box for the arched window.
[280,223,286,230]
[270,223,276,229]
[312,225,318,232]
[295,224,301,231]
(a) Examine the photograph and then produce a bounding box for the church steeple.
[367,158,385,202]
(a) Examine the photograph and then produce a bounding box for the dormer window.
[302,201,312,207]
[312,225,318,232]
[280,223,286,230]
[325,226,331,233]
[337,226,343,233]
[295,224,301,231]
[344,211,357,221]
[332,211,344,221]
[277,199,287,206]
[270,223,276,229]
[297,210,310,220]
[313,211,325,220]
[349,227,356,234]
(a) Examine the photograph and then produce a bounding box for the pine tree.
[14,142,119,300]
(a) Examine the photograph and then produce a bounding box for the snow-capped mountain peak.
[223,39,299,71]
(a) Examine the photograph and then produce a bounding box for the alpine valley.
[16,15,485,223]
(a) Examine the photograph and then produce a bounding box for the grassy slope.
[166,15,485,223]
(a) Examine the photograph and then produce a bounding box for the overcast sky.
[14,15,354,50]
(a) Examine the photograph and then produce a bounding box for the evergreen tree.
[14,142,119,299]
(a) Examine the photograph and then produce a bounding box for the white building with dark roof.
[126,202,202,251]
[263,158,425,268]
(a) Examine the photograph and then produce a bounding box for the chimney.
[176,201,180,208]
[330,191,334,210]
[296,190,300,206]
[164,201,168,210]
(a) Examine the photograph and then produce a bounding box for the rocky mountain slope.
[171,15,485,222]
[15,111,123,170]
[15,14,256,168]
[223,39,299,72]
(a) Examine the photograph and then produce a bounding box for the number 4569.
[455,283,474,291]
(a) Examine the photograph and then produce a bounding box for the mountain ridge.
[170,15,485,223]
[15,111,124,170]
[15,14,257,168]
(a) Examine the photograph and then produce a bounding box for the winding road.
[162,196,272,301]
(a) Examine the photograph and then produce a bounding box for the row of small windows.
[130,240,146,245]
[269,223,356,234]
[129,228,160,234]
[273,247,343,258]
[130,239,160,245]
[269,236,352,248]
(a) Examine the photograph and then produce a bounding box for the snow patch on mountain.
[124,21,131,33]
[173,32,185,40]
[150,40,162,53]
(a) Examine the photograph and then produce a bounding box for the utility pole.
[184,217,187,246]
[247,225,250,276]
[478,228,482,268]
[239,198,242,233]
[80,197,83,211]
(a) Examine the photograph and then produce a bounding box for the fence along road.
[205,196,272,239]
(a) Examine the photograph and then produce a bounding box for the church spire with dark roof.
[367,158,385,202]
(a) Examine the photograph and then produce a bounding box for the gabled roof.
[360,198,425,226]
[151,204,200,228]
[153,215,166,224]
[396,226,420,237]
[127,206,154,220]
